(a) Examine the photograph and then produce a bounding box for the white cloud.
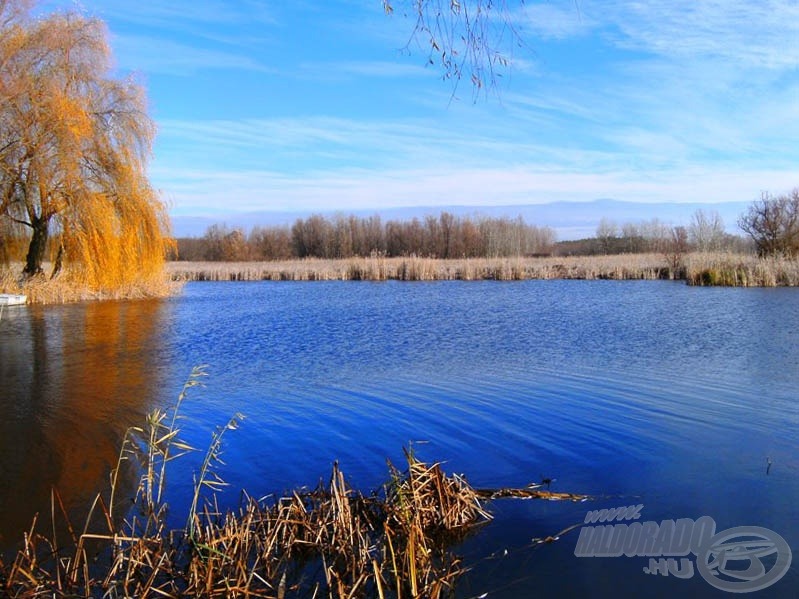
[153,157,799,218]
[111,34,272,75]
[299,60,434,80]
[518,3,595,40]
[585,0,799,69]
[85,0,276,29]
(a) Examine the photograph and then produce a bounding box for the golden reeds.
[0,372,588,598]
[1,263,180,304]
[168,253,799,286]
[685,252,799,286]
[167,254,674,283]
[5,253,798,304]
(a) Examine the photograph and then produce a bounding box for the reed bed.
[0,369,588,598]
[168,253,799,286]
[0,264,180,304]
[685,252,799,286]
[167,254,673,283]
[6,253,796,304]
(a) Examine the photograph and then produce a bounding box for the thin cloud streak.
[86,1,277,29]
[112,34,272,75]
[42,0,798,221]
[154,162,798,217]
[299,60,434,80]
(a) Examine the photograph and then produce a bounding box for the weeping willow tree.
[0,0,171,292]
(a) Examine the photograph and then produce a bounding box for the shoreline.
[3,253,798,305]
[166,253,799,287]
[167,254,674,283]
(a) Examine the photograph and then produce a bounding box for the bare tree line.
[168,188,799,263]
[174,213,557,262]
[586,211,747,254]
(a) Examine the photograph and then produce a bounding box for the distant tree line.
[557,210,751,256]
[173,213,557,261]
[172,189,799,262]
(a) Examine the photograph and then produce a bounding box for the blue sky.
[41,1,799,223]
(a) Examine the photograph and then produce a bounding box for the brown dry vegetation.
[167,254,674,283]
[685,252,799,286]
[4,252,798,305]
[166,252,799,286]
[0,264,179,304]
[0,367,588,598]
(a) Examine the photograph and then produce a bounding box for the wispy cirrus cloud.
[151,110,798,219]
[155,159,799,218]
[81,0,277,30]
[111,34,273,75]
[515,0,799,69]
[43,0,279,75]
[601,0,799,69]
[155,114,628,176]
[298,60,434,80]
[517,2,595,40]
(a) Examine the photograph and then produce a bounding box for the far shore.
[166,252,799,287]
[3,252,797,305]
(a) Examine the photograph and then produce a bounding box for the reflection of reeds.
[0,373,589,598]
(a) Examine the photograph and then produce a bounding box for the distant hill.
[171,199,750,241]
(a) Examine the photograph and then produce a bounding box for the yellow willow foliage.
[50,92,92,151]
[0,1,173,292]
[62,187,172,292]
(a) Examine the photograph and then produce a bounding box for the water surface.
[1,280,796,597]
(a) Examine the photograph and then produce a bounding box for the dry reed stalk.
[0,371,590,598]
[1,263,181,304]
[168,253,799,286]
[166,254,678,284]
[686,252,799,286]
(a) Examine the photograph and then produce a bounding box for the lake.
[1,280,796,597]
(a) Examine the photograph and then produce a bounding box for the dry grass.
[7,254,796,302]
[0,263,181,304]
[168,253,799,286]
[167,254,674,283]
[0,369,588,598]
[685,252,799,286]
[0,453,491,598]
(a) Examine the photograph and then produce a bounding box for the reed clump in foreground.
[0,369,588,598]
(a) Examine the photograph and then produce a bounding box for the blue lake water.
[1,280,797,597]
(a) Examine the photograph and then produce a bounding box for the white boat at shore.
[0,294,27,306]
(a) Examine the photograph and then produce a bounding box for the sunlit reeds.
[168,253,799,286]
[5,253,797,304]
[685,252,799,286]
[0,263,181,304]
[0,370,588,598]
[167,254,675,283]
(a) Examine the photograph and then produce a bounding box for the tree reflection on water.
[0,299,166,553]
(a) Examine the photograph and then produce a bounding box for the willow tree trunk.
[23,216,49,277]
